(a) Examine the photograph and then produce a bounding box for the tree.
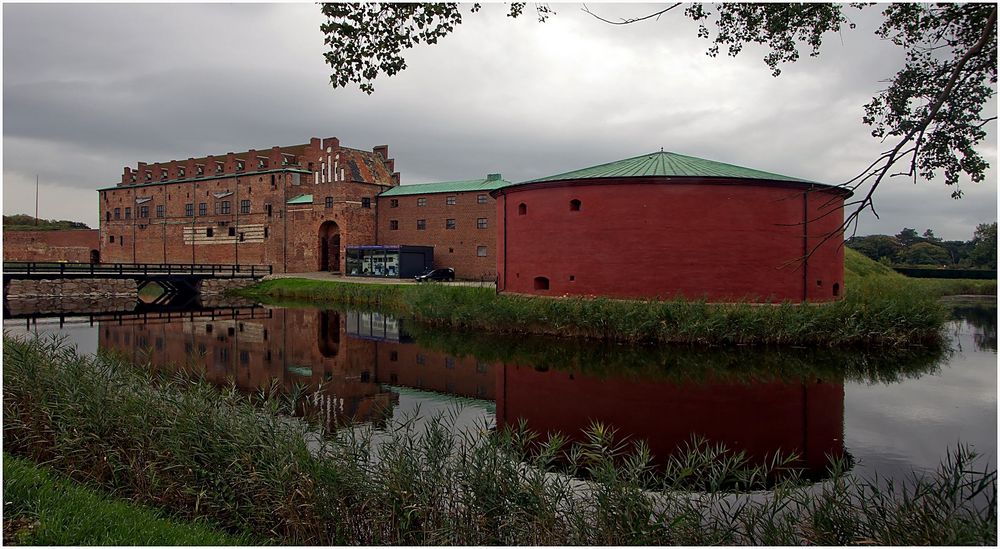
[845,234,902,263]
[895,227,923,248]
[967,222,997,269]
[319,3,996,239]
[898,241,951,266]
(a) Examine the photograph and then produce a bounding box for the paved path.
[262,271,496,288]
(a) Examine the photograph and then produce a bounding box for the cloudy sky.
[3,3,996,240]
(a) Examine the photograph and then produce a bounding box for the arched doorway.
[89,249,100,264]
[318,311,340,357]
[318,221,341,272]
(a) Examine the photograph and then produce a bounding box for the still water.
[4,299,996,483]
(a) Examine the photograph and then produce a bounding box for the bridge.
[3,262,272,306]
[6,303,273,331]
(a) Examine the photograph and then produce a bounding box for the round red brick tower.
[492,151,851,302]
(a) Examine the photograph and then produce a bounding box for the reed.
[4,334,995,545]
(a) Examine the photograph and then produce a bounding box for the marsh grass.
[3,334,995,545]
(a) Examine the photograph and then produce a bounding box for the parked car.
[415,268,455,282]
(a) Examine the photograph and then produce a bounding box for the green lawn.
[3,453,255,546]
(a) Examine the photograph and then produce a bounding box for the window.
[144,171,151,181]
[390,199,399,208]
[156,205,164,218]
[236,160,245,171]
[518,203,527,215]
[178,168,185,178]
[196,165,204,176]
[416,219,426,230]
[215,162,224,174]
[109,235,114,243]
[325,196,333,209]
[199,203,207,216]
[240,200,251,214]
[446,196,456,205]
[446,218,456,229]
[114,208,121,220]
[185,203,194,217]
[390,351,398,361]
[416,353,426,365]
[139,206,149,218]
[106,211,111,222]
[258,158,267,169]
[389,220,399,230]
[206,227,214,237]
[534,276,550,290]
[477,218,487,229]
[570,199,581,211]
[228,227,236,237]
[445,357,455,369]
[120,235,124,246]
[263,227,269,238]
[477,246,487,257]
[362,197,371,208]
[477,194,488,204]
[417,197,427,207]
[125,207,132,219]
[161,169,168,180]
[219,201,231,214]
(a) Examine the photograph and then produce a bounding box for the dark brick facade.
[377,189,498,280]
[99,137,398,273]
[3,229,100,263]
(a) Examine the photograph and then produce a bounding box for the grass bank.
[240,250,970,348]
[2,453,254,545]
[3,334,995,545]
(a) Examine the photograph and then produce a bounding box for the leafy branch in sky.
[319,3,997,238]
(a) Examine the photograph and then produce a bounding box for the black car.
[415,268,455,282]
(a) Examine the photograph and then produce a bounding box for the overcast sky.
[3,3,996,240]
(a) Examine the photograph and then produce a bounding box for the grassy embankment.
[239,249,995,348]
[4,334,995,545]
[3,454,254,545]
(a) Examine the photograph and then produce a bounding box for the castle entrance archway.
[318,221,341,272]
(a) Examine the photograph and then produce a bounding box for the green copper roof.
[379,174,512,197]
[286,194,313,205]
[528,151,815,184]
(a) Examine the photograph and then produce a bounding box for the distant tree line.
[3,214,91,232]
[846,223,997,270]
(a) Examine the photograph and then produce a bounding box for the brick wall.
[3,229,100,263]
[376,190,498,280]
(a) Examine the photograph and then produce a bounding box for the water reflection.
[9,300,982,482]
[951,304,997,352]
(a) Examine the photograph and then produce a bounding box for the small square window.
[446,196,456,205]
[477,218,487,229]
[417,219,426,230]
[389,220,399,230]
[325,196,333,208]
[228,227,236,237]
[477,246,487,257]
[390,199,399,208]
[444,357,455,369]
[477,194,488,204]
[206,227,214,237]
[109,235,115,243]
[416,353,426,365]
[361,197,371,208]
[417,197,427,207]
[445,218,456,229]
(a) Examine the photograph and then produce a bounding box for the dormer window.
[257,157,268,169]
[215,162,224,174]
[236,160,245,171]
[144,171,152,181]
[196,165,204,176]
[178,167,185,178]
[161,169,168,180]
[282,154,296,166]
[130,174,137,183]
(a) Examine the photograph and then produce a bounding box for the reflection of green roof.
[385,385,496,413]
[286,194,313,205]
[379,174,512,197]
[528,151,815,184]
[287,365,312,377]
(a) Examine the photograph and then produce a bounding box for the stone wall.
[5,296,137,317]
[5,278,137,298]
[198,278,259,295]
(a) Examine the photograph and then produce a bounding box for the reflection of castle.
[98,306,844,475]
[495,365,844,476]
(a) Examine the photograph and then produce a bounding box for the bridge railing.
[3,262,273,278]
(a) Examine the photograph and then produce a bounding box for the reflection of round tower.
[495,364,845,477]
[492,151,850,302]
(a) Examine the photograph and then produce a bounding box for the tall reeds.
[4,334,995,545]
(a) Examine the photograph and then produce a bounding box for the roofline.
[489,175,854,199]
[378,180,512,197]
[96,168,312,192]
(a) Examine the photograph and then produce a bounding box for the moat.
[4,299,996,482]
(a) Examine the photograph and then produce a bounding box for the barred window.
[477,218,487,229]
